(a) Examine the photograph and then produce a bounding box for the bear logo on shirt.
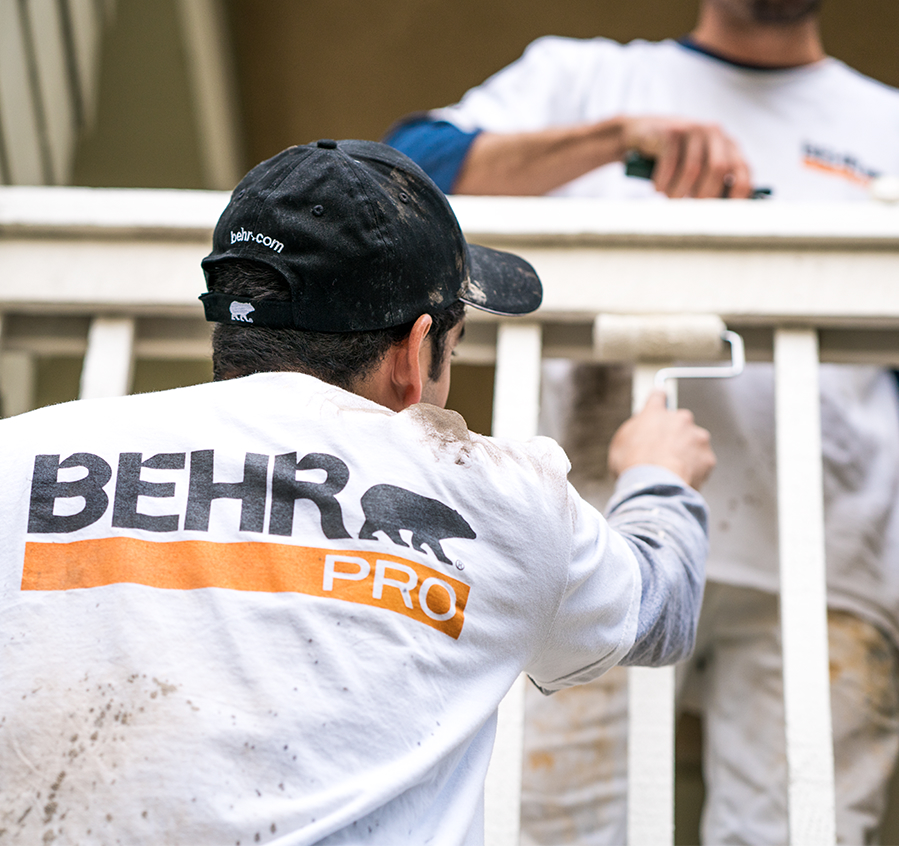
[358,484,476,566]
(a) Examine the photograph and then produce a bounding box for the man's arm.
[456,117,753,199]
[606,466,709,666]
[527,392,714,690]
[387,115,754,199]
[606,391,713,666]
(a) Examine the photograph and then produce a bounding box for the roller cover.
[594,314,725,362]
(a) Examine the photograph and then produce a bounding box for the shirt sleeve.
[606,465,708,667]
[384,36,620,193]
[527,464,708,693]
[383,116,481,194]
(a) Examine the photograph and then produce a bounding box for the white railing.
[3,186,899,845]
[454,196,899,846]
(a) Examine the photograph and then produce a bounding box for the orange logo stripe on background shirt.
[22,538,469,639]
[800,142,881,186]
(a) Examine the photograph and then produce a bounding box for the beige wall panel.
[0,1,45,184]
[175,0,244,189]
[28,0,77,184]
[65,0,103,126]
[64,0,899,188]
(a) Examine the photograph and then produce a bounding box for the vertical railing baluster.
[627,363,676,846]
[79,316,136,399]
[485,321,542,846]
[774,328,836,845]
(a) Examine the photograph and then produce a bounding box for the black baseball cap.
[200,139,542,332]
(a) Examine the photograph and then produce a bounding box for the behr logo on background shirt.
[801,142,881,186]
[229,302,255,323]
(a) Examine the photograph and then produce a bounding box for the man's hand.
[608,391,716,489]
[620,116,753,199]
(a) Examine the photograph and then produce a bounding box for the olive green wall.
[72,0,204,188]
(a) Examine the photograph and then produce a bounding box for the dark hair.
[206,260,465,390]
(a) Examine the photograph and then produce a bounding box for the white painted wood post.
[485,321,542,846]
[491,323,543,442]
[774,328,836,845]
[627,364,676,846]
[79,316,136,399]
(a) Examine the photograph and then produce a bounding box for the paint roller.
[594,313,744,409]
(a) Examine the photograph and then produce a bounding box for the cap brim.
[461,244,543,316]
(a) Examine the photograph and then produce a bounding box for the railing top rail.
[3,188,899,336]
[0,187,228,237]
[3,187,899,247]
[452,196,899,248]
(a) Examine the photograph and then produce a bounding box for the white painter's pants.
[520,583,899,846]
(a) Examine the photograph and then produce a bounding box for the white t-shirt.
[435,36,899,644]
[434,36,899,199]
[0,373,707,844]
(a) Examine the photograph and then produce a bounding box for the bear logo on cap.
[230,302,255,323]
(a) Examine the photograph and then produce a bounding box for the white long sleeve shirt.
[0,373,708,845]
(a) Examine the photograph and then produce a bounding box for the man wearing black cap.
[0,140,713,845]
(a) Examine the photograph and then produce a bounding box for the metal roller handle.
[654,330,745,390]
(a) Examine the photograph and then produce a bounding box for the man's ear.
[387,314,432,410]
[353,314,433,411]
[352,314,433,411]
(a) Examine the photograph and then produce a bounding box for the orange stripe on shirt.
[23,537,469,639]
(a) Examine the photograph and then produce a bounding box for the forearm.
[606,466,708,666]
[452,118,629,195]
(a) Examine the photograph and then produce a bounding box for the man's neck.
[691,3,825,69]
